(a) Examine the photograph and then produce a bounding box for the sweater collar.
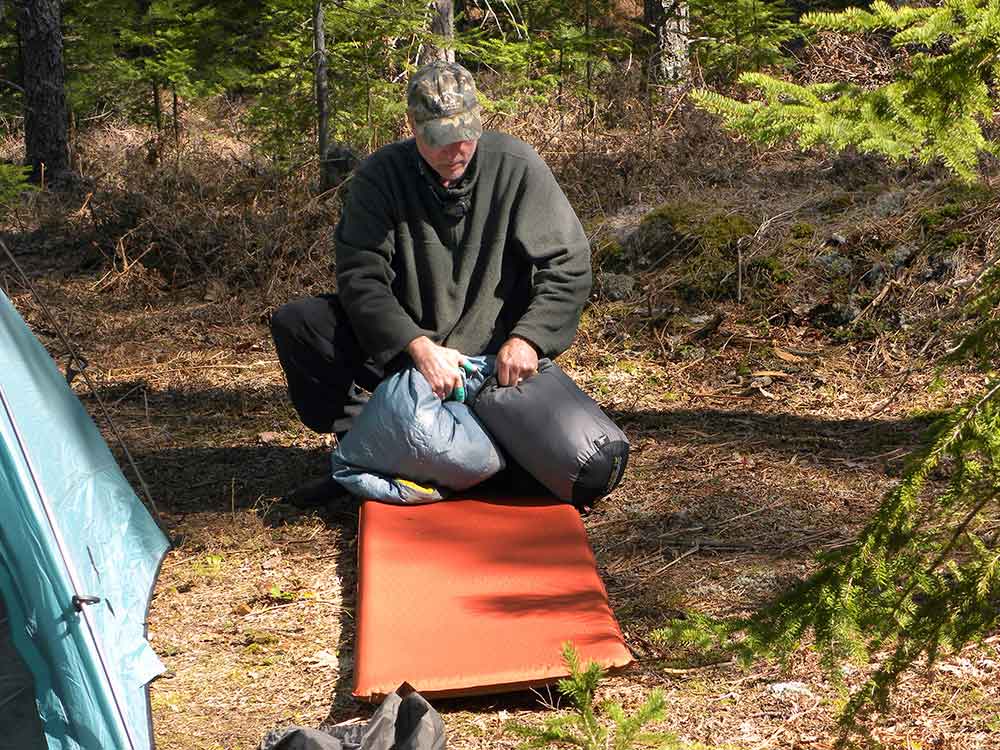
[411,139,480,203]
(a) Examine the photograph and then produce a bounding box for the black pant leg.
[270,294,383,435]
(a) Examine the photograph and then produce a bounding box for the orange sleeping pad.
[353,496,633,700]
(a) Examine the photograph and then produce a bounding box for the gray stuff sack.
[330,355,504,503]
[471,359,629,506]
[260,687,445,750]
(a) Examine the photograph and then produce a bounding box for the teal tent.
[0,288,169,750]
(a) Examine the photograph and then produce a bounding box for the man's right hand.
[406,336,468,400]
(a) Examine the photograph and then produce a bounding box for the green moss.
[748,255,791,285]
[789,221,815,239]
[919,202,963,228]
[937,231,969,251]
[638,201,753,253]
[942,179,994,205]
[244,629,280,646]
[816,191,854,214]
[593,238,626,270]
[191,553,224,578]
[634,201,756,302]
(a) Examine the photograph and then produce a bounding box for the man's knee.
[270,298,310,343]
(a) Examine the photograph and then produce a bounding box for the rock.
[891,243,918,269]
[921,254,957,281]
[595,272,638,301]
[624,202,754,271]
[825,233,848,247]
[858,262,886,289]
[809,301,859,328]
[815,252,853,277]
[767,681,813,697]
[603,204,652,247]
[320,144,360,192]
[871,189,907,218]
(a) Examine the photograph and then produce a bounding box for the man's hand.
[407,336,468,399]
[497,336,539,387]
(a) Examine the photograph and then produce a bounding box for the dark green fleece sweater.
[334,132,592,367]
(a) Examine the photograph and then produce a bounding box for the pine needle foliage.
[507,643,691,750]
[690,0,797,82]
[654,267,1000,726]
[692,1,1000,181]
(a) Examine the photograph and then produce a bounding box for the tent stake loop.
[72,594,101,611]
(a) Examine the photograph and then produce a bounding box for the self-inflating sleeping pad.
[330,356,504,503]
[472,360,629,506]
[353,497,633,700]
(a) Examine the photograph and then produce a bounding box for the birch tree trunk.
[13,0,69,181]
[644,0,689,83]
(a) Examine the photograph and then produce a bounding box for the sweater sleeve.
[508,157,592,358]
[335,169,429,366]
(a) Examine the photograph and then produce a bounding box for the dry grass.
[2,99,999,750]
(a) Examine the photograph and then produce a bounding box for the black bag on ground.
[260,686,445,750]
[472,359,629,506]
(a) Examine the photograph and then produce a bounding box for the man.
[271,61,591,458]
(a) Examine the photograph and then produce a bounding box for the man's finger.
[497,360,512,387]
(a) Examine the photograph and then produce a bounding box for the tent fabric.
[0,290,169,750]
[330,355,504,503]
[353,496,633,700]
[0,593,46,750]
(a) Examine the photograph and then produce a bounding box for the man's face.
[411,119,478,185]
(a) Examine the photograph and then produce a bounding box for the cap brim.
[415,109,483,148]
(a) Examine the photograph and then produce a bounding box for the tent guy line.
[1,239,164,528]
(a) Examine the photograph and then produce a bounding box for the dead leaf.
[305,649,340,670]
[773,347,805,363]
[258,431,280,444]
[751,370,791,379]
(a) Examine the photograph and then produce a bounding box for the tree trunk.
[171,88,180,144]
[419,0,454,64]
[13,0,69,182]
[152,81,162,131]
[643,0,689,84]
[314,0,336,192]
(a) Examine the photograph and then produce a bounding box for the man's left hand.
[497,336,539,387]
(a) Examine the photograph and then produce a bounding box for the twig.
[243,598,346,618]
[613,544,700,592]
[647,659,736,674]
[852,280,897,324]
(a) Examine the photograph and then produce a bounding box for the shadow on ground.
[614,407,933,466]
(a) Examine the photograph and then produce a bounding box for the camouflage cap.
[407,61,482,148]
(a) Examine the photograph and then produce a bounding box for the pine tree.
[654,202,1000,729]
[692,1,1000,181]
[689,0,796,82]
[507,643,691,750]
[13,0,70,181]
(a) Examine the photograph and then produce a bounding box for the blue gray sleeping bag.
[330,355,504,503]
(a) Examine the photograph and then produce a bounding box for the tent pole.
[0,384,138,750]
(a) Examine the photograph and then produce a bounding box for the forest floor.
[3,112,1000,749]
